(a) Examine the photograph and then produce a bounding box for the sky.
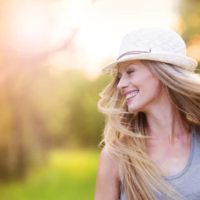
[1,0,180,79]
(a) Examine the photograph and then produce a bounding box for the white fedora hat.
[103,28,198,72]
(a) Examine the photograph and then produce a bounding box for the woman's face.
[117,60,165,113]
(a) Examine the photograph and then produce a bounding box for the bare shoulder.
[99,146,119,172]
[94,145,120,200]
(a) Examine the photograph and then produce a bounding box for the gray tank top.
[120,125,200,200]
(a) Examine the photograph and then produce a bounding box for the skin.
[95,60,192,200]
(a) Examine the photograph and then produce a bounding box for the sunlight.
[2,0,91,65]
[187,35,200,61]
[74,0,178,78]
[7,1,49,53]
[1,0,179,77]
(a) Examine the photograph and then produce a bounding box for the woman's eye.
[127,70,135,75]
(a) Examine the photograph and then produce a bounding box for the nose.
[117,74,129,90]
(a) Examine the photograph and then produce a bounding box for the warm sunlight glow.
[7,1,48,53]
[74,0,179,78]
[188,35,200,61]
[2,0,91,65]
[48,0,91,48]
[1,0,180,78]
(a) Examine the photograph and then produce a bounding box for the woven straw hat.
[103,28,198,72]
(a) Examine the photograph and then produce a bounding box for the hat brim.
[103,52,198,73]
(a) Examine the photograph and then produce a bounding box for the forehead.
[117,60,145,73]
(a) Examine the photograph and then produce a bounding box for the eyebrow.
[117,63,137,75]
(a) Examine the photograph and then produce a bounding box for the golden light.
[73,0,178,78]
[1,0,91,65]
[187,35,200,62]
[0,0,179,78]
[6,1,49,54]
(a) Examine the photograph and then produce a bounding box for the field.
[0,150,99,200]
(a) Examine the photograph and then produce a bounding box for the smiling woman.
[95,27,200,200]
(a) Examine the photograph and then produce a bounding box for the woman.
[95,28,200,200]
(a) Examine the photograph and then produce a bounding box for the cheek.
[142,78,163,99]
[129,70,162,99]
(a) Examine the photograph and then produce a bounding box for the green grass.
[0,149,100,200]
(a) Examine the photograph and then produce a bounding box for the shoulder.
[99,146,120,171]
[95,145,120,200]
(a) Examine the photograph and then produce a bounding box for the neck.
[144,93,190,141]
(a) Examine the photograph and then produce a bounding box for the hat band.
[117,49,151,60]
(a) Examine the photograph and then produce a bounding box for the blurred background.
[0,0,199,199]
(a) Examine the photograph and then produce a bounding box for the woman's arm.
[94,146,120,200]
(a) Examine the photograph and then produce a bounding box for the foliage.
[179,0,200,42]
[0,64,109,180]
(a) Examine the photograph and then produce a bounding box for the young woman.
[95,28,200,200]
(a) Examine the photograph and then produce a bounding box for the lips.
[124,90,139,103]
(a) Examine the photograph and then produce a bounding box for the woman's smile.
[124,90,139,104]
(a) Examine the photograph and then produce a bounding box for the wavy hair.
[97,60,200,200]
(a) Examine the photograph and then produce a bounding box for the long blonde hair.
[98,60,200,200]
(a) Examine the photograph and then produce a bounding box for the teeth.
[126,91,139,100]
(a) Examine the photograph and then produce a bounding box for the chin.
[128,105,141,113]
